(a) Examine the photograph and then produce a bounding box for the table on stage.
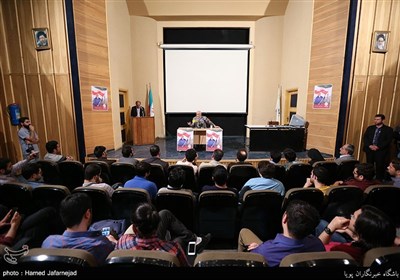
[245,125,306,152]
[177,127,223,151]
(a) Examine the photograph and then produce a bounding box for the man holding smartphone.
[18,117,40,161]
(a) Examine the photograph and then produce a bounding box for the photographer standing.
[18,117,40,161]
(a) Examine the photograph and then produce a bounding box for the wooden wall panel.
[48,0,68,74]
[0,0,78,162]
[2,0,23,74]
[73,0,114,156]
[306,0,350,155]
[54,74,77,159]
[346,0,400,161]
[17,0,38,74]
[354,0,375,76]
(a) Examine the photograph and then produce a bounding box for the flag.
[148,83,154,117]
[275,85,281,123]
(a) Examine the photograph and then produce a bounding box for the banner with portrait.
[91,86,108,111]
[313,84,332,109]
[177,128,194,151]
[206,128,223,152]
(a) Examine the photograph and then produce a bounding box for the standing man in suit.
[131,100,145,117]
[363,114,393,180]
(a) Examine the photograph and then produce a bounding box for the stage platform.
[105,136,334,164]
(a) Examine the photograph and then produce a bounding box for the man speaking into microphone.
[131,100,146,117]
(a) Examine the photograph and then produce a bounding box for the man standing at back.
[363,114,393,180]
[18,117,40,161]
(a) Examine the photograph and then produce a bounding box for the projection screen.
[164,49,249,113]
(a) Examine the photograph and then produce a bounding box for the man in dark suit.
[363,114,393,180]
[131,100,145,117]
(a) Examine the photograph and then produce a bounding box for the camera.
[26,145,35,153]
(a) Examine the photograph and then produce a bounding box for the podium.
[131,117,155,145]
[177,127,223,151]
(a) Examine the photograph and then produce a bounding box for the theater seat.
[194,251,267,267]
[279,251,359,267]
[363,247,400,268]
[106,250,180,267]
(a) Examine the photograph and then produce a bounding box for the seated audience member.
[318,205,396,264]
[176,148,198,175]
[199,149,226,171]
[187,111,217,129]
[124,161,157,200]
[81,164,115,197]
[307,148,325,166]
[239,161,285,199]
[21,162,44,188]
[335,144,356,164]
[43,140,73,162]
[118,144,138,166]
[42,193,116,265]
[238,200,324,267]
[0,205,56,248]
[115,203,211,266]
[227,148,252,171]
[387,159,400,187]
[92,145,115,165]
[201,165,237,194]
[333,163,381,191]
[303,165,331,195]
[269,150,282,165]
[142,145,169,175]
[0,153,37,185]
[158,166,194,195]
[283,148,300,170]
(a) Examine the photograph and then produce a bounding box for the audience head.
[212,165,228,186]
[196,111,202,117]
[285,200,320,240]
[311,165,330,185]
[212,149,224,162]
[168,167,185,189]
[19,117,30,128]
[353,163,375,181]
[84,163,102,181]
[283,148,297,162]
[387,159,400,178]
[136,161,151,177]
[22,162,42,181]
[60,193,92,228]
[0,158,12,175]
[307,148,324,164]
[353,205,396,251]
[340,144,355,156]
[257,160,276,179]
[46,140,61,154]
[93,146,107,158]
[122,144,134,158]
[185,148,197,163]
[149,145,160,157]
[236,148,248,162]
[374,114,385,126]
[270,150,282,164]
[131,203,160,238]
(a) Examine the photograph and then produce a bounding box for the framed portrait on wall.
[372,31,389,53]
[32,28,50,50]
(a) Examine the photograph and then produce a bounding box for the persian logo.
[3,245,29,265]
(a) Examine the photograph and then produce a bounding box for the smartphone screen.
[101,227,110,236]
[187,241,196,255]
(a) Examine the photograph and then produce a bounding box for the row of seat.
[7,246,400,268]
[37,159,359,193]
[1,182,399,245]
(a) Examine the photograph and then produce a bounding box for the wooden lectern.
[131,117,155,145]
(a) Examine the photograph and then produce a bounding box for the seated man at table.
[187,111,217,128]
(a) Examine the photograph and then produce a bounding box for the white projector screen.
[164,49,248,113]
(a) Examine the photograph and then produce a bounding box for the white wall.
[281,0,313,121]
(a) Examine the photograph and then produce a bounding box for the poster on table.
[313,84,332,109]
[91,86,108,111]
[206,128,223,152]
[177,128,194,151]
